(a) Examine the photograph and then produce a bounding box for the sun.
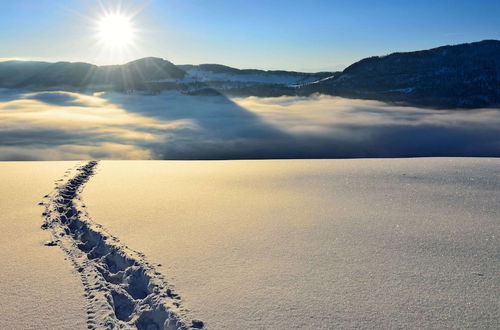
[97,13,135,49]
[88,3,144,63]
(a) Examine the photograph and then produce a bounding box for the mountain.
[302,40,500,108]
[25,62,98,88]
[0,57,185,90]
[178,64,333,84]
[0,57,332,95]
[0,60,52,88]
[0,40,499,108]
[174,64,334,97]
[98,57,186,88]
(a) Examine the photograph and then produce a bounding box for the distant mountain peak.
[125,57,174,66]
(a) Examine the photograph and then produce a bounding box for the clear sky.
[0,0,499,71]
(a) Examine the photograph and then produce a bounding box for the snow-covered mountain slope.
[177,64,331,85]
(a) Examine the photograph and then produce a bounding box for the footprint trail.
[40,161,203,329]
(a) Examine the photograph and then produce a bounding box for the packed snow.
[39,161,200,329]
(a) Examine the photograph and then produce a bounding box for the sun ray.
[81,1,146,64]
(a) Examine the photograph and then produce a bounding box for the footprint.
[39,161,200,329]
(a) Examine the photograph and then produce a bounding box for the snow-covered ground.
[1,158,498,329]
[81,158,499,329]
[0,161,87,329]
[182,68,319,85]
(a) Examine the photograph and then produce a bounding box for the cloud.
[23,91,104,107]
[0,58,21,62]
[0,143,151,161]
[0,90,193,160]
[0,90,499,160]
[231,95,500,158]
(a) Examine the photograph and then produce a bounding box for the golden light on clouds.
[0,90,498,161]
[0,90,195,160]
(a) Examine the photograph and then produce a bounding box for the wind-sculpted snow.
[40,161,203,329]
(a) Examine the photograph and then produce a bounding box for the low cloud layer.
[0,90,193,160]
[0,89,499,160]
[234,95,500,158]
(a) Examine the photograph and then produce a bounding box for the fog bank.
[1,89,498,160]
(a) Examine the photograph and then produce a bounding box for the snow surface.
[0,161,87,330]
[40,161,197,329]
[1,158,498,329]
[80,158,500,329]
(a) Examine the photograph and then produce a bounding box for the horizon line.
[1,39,497,73]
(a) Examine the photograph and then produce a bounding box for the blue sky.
[0,0,499,71]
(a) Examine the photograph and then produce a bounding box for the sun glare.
[97,14,135,49]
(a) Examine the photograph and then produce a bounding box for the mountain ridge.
[309,39,500,108]
[1,40,499,108]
